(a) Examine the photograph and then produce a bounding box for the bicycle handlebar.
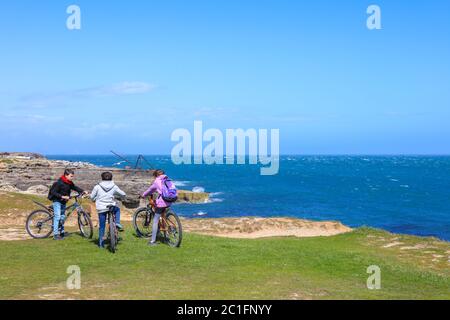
[71,193,88,201]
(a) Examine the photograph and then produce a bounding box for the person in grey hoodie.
[90,172,126,248]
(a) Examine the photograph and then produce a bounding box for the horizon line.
[44,153,450,157]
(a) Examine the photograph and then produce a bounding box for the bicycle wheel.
[164,211,183,248]
[78,211,93,239]
[133,208,153,238]
[109,215,117,253]
[26,210,53,239]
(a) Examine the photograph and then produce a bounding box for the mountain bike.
[133,198,182,247]
[105,205,120,253]
[25,194,93,239]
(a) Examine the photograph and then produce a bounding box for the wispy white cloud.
[74,82,156,97]
[19,81,156,109]
[0,113,64,125]
[67,122,130,139]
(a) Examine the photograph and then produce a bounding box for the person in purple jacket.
[140,169,176,246]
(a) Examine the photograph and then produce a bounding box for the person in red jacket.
[48,169,87,240]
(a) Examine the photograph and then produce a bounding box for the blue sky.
[0,0,449,155]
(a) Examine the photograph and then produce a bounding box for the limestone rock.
[0,185,21,193]
[26,185,49,195]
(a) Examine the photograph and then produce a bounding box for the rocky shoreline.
[0,152,209,208]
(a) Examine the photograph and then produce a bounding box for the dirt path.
[181,217,352,239]
[0,227,29,241]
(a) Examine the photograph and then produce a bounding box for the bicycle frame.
[65,202,81,219]
[144,200,174,232]
[33,196,87,221]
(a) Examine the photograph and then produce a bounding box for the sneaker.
[53,235,64,241]
[148,241,158,247]
[116,224,124,232]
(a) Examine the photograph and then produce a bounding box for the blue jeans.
[98,206,121,247]
[53,202,67,236]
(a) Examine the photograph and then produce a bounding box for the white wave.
[206,191,224,203]
[193,211,208,216]
[192,186,206,193]
[400,185,410,188]
[173,181,190,187]
[205,198,224,203]
[209,192,224,197]
[390,179,399,182]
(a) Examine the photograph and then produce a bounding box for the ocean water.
[47,155,450,241]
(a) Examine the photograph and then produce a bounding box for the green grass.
[0,192,50,211]
[0,225,448,300]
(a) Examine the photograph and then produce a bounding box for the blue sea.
[47,155,450,241]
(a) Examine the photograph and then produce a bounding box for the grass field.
[0,223,449,300]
